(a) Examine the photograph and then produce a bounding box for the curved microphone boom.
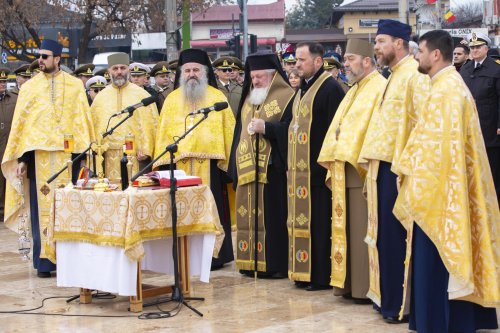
[112,95,158,117]
[188,102,228,116]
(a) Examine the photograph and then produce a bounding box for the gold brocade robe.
[153,86,235,183]
[317,70,387,288]
[358,56,431,305]
[1,71,94,259]
[393,66,500,312]
[90,82,158,183]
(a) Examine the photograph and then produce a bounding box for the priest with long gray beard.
[228,51,296,278]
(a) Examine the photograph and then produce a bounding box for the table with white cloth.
[46,185,224,312]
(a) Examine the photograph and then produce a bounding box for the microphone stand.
[47,111,135,185]
[131,113,210,317]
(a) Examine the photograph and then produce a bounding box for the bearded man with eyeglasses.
[1,39,95,278]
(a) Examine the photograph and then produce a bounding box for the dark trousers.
[29,176,56,273]
[486,147,500,203]
[310,185,332,286]
[376,161,406,318]
[410,224,498,333]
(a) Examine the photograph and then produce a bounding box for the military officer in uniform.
[460,32,500,202]
[150,61,173,112]
[324,55,350,93]
[282,52,296,75]
[213,56,242,117]
[12,64,32,93]
[228,57,244,85]
[73,63,95,87]
[94,68,111,84]
[168,60,177,83]
[28,59,41,77]
[0,68,17,221]
[85,75,107,104]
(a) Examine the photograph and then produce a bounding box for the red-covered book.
[133,170,202,188]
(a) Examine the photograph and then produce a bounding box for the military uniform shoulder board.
[495,59,500,65]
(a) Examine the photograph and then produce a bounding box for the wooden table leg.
[129,261,143,313]
[178,235,190,295]
[79,288,92,304]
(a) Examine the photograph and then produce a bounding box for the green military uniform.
[150,61,174,112]
[94,68,111,84]
[0,68,17,220]
[324,57,350,93]
[213,57,242,116]
[73,63,95,77]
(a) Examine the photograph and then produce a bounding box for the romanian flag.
[444,10,456,23]
[426,0,436,4]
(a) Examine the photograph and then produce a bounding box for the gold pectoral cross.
[92,137,109,179]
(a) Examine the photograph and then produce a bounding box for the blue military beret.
[40,39,63,56]
[376,19,411,42]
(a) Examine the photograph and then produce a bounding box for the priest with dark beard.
[228,51,295,278]
[154,49,235,270]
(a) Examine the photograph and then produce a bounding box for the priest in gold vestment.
[90,53,158,189]
[357,20,430,322]
[318,39,387,301]
[154,49,235,269]
[1,39,95,278]
[393,29,498,333]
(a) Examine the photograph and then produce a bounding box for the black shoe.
[239,270,252,276]
[37,271,51,278]
[383,315,409,324]
[353,297,372,305]
[210,263,224,271]
[294,281,310,289]
[305,284,333,291]
[257,271,287,279]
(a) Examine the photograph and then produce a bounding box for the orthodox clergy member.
[394,29,499,332]
[318,39,387,301]
[150,61,173,112]
[0,69,17,221]
[213,56,242,117]
[460,33,500,202]
[154,49,235,269]
[1,39,94,278]
[288,42,345,291]
[228,51,295,278]
[358,19,430,323]
[90,53,158,188]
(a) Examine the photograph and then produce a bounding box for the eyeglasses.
[220,68,233,73]
[38,54,54,60]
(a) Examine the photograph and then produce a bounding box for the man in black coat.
[287,42,345,291]
[460,32,500,201]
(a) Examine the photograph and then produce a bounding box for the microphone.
[188,102,228,116]
[112,95,158,117]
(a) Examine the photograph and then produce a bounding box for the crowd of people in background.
[0,18,499,333]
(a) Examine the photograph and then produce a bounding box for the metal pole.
[182,0,191,50]
[398,0,408,24]
[242,0,248,60]
[166,0,178,61]
[436,0,442,29]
